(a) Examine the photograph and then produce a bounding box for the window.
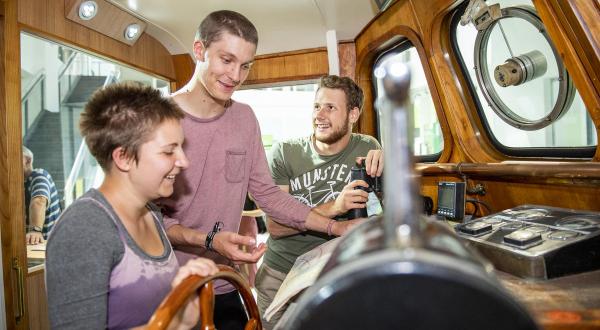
[235,83,318,151]
[452,0,596,157]
[21,32,170,208]
[373,40,444,161]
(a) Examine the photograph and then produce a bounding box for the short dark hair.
[80,82,184,171]
[195,10,258,48]
[318,75,364,112]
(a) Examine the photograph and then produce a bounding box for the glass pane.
[374,45,444,156]
[20,32,170,212]
[454,0,597,149]
[234,84,317,151]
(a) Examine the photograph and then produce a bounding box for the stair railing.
[57,52,81,103]
[21,70,46,138]
[63,70,120,206]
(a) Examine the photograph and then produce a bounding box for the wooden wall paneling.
[354,0,421,137]
[411,0,503,163]
[353,0,453,161]
[472,180,598,213]
[26,270,49,330]
[64,0,147,46]
[286,51,327,78]
[418,162,600,181]
[418,162,600,216]
[244,48,328,86]
[355,74,375,135]
[172,53,195,91]
[18,0,176,81]
[338,41,356,80]
[245,56,285,85]
[420,178,600,217]
[554,0,600,94]
[533,0,600,160]
[556,0,600,159]
[1,0,28,328]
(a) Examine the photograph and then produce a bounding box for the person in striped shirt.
[22,146,61,244]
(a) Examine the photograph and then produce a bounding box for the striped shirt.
[25,168,61,238]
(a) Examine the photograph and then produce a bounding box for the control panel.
[454,205,600,279]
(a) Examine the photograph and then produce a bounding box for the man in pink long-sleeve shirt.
[156,10,364,330]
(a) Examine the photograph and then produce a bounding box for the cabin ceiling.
[108,0,379,57]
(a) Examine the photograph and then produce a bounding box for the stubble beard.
[314,117,350,145]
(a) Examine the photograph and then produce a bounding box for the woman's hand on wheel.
[168,258,219,330]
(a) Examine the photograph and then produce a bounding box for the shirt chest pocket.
[225,150,246,183]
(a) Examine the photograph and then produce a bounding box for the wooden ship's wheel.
[146,265,261,330]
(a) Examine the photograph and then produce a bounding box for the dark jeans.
[215,290,248,330]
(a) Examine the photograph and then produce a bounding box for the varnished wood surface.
[421,180,600,219]
[418,162,600,214]
[338,41,357,80]
[18,0,176,80]
[498,270,600,330]
[26,270,49,330]
[244,47,328,86]
[242,209,265,218]
[417,162,600,179]
[172,54,195,91]
[354,0,456,162]
[146,265,261,330]
[354,0,419,138]
[533,0,600,160]
[64,0,147,46]
[1,0,28,328]
[551,0,600,95]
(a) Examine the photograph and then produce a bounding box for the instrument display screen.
[437,182,465,220]
[438,184,456,209]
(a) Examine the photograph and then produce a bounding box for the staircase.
[23,110,65,198]
[63,76,107,105]
[22,75,107,203]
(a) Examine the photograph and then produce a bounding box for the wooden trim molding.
[18,0,175,81]
[172,53,195,91]
[1,0,28,327]
[354,0,453,162]
[533,0,600,160]
[338,41,357,80]
[416,161,600,183]
[550,0,600,98]
[412,0,504,163]
[244,47,328,86]
[64,0,147,46]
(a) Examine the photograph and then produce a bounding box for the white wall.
[21,33,61,113]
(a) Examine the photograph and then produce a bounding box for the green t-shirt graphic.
[264,133,381,274]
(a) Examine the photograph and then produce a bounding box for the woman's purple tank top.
[107,208,179,329]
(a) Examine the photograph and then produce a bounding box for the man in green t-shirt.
[255,75,384,329]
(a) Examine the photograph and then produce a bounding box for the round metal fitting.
[494,50,547,87]
[474,6,575,130]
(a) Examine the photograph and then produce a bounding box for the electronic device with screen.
[437,181,466,220]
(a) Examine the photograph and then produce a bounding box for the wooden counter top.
[498,270,600,329]
[242,208,265,218]
[27,243,45,274]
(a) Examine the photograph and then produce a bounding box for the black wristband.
[205,221,223,251]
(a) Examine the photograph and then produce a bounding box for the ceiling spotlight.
[124,23,141,41]
[78,1,98,20]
